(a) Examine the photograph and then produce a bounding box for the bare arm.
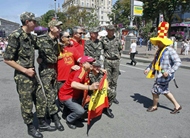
[71,81,99,90]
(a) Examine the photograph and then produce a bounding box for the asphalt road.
[0,56,190,138]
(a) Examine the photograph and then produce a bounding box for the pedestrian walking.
[101,25,122,117]
[184,39,189,55]
[37,20,64,131]
[139,37,143,47]
[173,39,178,51]
[129,39,137,66]
[3,12,56,138]
[144,22,182,114]
[147,39,152,51]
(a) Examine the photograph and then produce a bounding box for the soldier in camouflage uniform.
[37,20,64,131]
[101,25,122,118]
[85,27,104,67]
[3,12,56,138]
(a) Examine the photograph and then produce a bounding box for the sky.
[0,0,117,25]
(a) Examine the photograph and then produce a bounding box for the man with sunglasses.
[57,31,81,90]
[3,12,55,138]
[37,20,64,132]
[70,26,85,56]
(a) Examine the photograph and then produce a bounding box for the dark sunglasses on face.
[77,32,83,35]
[64,36,70,38]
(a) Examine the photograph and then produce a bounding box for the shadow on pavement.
[87,115,102,136]
[130,93,173,111]
[181,57,190,62]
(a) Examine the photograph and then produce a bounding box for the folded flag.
[87,74,109,125]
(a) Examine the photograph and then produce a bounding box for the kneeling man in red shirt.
[58,56,99,129]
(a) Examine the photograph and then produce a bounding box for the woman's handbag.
[135,51,138,54]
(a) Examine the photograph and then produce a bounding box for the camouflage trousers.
[14,72,46,124]
[39,68,58,116]
[104,59,120,105]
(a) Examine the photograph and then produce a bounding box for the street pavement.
[122,45,190,69]
[0,52,190,138]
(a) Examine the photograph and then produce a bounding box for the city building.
[0,18,20,38]
[61,0,113,26]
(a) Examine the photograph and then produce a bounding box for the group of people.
[0,37,8,55]
[3,11,122,138]
[180,39,190,55]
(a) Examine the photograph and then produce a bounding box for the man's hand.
[37,57,42,64]
[24,68,35,77]
[90,82,100,90]
[144,69,149,75]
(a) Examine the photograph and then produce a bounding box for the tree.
[109,0,131,26]
[142,0,190,35]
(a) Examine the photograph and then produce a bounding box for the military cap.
[20,12,39,22]
[89,27,100,33]
[92,60,101,67]
[48,20,63,27]
[106,25,116,30]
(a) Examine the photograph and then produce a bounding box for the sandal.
[170,106,182,114]
[147,106,158,112]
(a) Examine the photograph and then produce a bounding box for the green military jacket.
[37,33,59,64]
[102,36,122,60]
[4,27,37,68]
[85,39,103,60]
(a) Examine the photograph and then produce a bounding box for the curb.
[121,55,190,69]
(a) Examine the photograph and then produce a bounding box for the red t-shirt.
[57,45,81,81]
[70,39,85,55]
[58,67,89,101]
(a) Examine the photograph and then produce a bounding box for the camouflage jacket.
[85,39,103,60]
[3,27,37,68]
[37,33,59,64]
[102,36,122,60]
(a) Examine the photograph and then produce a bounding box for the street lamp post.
[123,0,137,54]
[54,0,57,19]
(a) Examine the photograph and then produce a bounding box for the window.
[82,2,84,6]
[101,16,103,19]
[101,11,103,14]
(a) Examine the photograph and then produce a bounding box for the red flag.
[87,74,109,125]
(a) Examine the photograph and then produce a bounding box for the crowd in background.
[0,37,8,55]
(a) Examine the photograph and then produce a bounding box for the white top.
[130,42,137,53]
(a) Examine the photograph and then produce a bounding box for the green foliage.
[39,6,99,30]
[109,0,130,26]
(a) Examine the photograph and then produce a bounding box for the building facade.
[0,18,20,38]
[62,0,112,26]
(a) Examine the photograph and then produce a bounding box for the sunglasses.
[64,36,70,38]
[77,32,84,35]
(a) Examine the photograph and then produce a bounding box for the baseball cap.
[48,20,63,27]
[20,12,39,22]
[80,56,95,64]
[106,25,115,30]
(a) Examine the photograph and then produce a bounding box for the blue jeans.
[61,98,85,123]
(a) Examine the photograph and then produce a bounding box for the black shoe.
[134,62,137,66]
[27,123,43,138]
[113,98,119,104]
[104,108,114,118]
[38,118,56,132]
[66,121,77,129]
[52,114,64,131]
